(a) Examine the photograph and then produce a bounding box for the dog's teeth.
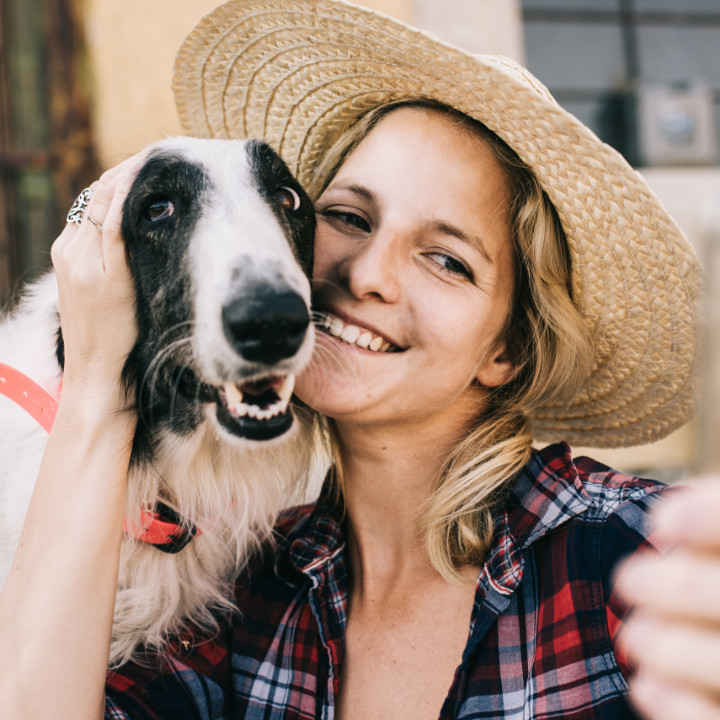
[369,336,383,351]
[356,332,372,348]
[277,374,295,403]
[224,383,243,406]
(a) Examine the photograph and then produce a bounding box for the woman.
[0,1,716,719]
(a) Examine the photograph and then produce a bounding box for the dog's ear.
[297,204,315,279]
[247,140,316,279]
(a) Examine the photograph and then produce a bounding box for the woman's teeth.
[322,314,395,352]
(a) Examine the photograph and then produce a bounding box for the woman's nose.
[338,231,404,302]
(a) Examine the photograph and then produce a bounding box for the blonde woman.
[0,2,716,719]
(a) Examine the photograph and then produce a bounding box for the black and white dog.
[0,137,317,665]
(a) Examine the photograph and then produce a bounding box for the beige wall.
[411,0,524,62]
[86,0,219,167]
[86,0,414,168]
[85,0,521,167]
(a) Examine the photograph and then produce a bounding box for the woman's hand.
[51,153,144,406]
[615,480,720,720]
[0,153,146,720]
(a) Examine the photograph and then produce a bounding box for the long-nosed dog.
[0,137,317,666]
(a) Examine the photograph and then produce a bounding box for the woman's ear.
[475,344,517,389]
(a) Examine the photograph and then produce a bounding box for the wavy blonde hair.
[311,99,594,580]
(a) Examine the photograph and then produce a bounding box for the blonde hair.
[312,99,594,579]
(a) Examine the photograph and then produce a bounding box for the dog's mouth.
[216,373,295,440]
[179,370,296,441]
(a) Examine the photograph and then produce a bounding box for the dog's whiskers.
[139,336,195,430]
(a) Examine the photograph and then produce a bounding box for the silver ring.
[66,187,93,226]
[87,215,103,232]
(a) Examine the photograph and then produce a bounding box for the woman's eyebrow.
[431,220,493,264]
[324,182,376,205]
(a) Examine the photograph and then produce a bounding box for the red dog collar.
[0,363,59,432]
[0,362,197,552]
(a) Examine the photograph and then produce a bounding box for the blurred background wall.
[1,0,718,476]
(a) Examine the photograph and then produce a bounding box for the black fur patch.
[120,152,208,463]
[247,140,315,277]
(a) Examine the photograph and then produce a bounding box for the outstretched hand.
[615,479,720,720]
[51,153,145,405]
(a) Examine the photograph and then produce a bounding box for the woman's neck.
[333,417,468,597]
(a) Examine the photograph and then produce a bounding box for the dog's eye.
[145,199,174,222]
[276,186,300,212]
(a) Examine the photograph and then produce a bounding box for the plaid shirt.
[105,442,665,719]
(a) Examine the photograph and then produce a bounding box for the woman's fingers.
[100,155,146,280]
[614,479,720,720]
[620,614,720,694]
[629,672,720,720]
[51,151,147,399]
[651,480,720,550]
[52,152,145,282]
[615,548,720,622]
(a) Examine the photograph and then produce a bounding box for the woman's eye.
[321,210,371,233]
[276,186,301,211]
[145,199,174,222]
[428,252,472,279]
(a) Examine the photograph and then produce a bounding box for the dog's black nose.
[222,288,310,364]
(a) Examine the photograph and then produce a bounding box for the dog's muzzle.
[181,285,311,442]
[222,287,310,365]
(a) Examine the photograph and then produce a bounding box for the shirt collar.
[275,442,591,586]
[505,441,592,548]
[274,477,346,582]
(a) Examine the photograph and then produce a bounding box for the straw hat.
[173,0,702,448]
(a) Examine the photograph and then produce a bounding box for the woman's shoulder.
[527,441,668,512]
[503,441,670,556]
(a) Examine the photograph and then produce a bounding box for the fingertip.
[653,481,720,546]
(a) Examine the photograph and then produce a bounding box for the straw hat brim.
[172,0,702,448]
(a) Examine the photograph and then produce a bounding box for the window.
[522,0,720,165]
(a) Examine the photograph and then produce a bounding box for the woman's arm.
[615,480,720,720]
[0,156,142,720]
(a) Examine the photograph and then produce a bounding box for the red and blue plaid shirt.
[105,442,665,719]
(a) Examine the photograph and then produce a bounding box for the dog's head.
[116,138,315,461]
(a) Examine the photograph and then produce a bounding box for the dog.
[0,137,317,666]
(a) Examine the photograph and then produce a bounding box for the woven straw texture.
[173,0,702,448]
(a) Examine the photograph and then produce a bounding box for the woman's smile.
[319,311,404,353]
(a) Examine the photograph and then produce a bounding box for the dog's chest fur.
[0,137,317,666]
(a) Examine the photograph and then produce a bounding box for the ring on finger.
[87,215,104,232]
[66,187,94,226]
